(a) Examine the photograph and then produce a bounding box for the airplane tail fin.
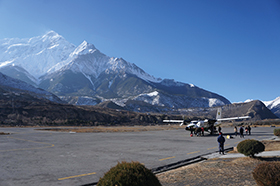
[216,107,222,121]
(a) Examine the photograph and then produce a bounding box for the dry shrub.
[97,161,161,186]
[252,162,280,186]
[237,139,265,157]
[274,128,280,136]
[0,132,10,135]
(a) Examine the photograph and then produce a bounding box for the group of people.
[218,125,252,155]
[188,127,204,137]
[234,125,251,138]
[186,125,252,155]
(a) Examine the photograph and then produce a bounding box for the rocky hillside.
[0,89,277,127]
[0,72,63,103]
[169,100,278,121]
[0,85,166,126]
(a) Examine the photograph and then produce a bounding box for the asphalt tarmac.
[0,126,277,186]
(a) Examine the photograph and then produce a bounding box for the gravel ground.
[157,157,263,186]
[157,140,280,186]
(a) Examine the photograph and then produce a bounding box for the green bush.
[97,161,162,186]
[274,128,280,136]
[237,139,265,157]
[252,162,280,186]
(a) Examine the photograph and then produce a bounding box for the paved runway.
[0,126,277,186]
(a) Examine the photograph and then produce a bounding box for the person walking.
[196,127,202,136]
[234,126,238,136]
[248,125,251,135]
[190,127,194,137]
[201,127,204,136]
[218,126,222,133]
[217,132,225,155]
[239,126,244,138]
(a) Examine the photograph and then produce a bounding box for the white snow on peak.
[161,79,185,86]
[46,41,99,75]
[208,98,225,107]
[0,59,14,68]
[0,30,76,79]
[263,96,280,109]
[133,91,163,106]
[62,53,162,84]
[129,65,162,83]
[245,99,254,103]
[147,91,159,96]
[42,30,61,41]
[69,41,96,57]
[1,31,162,85]
[44,30,59,37]
[48,44,59,49]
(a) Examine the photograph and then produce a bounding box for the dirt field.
[157,141,280,186]
[36,125,183,133]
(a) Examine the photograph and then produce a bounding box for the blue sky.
[0,0,279,103]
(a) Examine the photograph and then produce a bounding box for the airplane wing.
[163,120,185,126]
[217,116,251,121]
[163,120,184,123]
[215,107,251,122]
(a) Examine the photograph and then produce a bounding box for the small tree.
[252,162,280,186]
[237,139,265,157]
[97,161,162,186]
[274,128,280,136]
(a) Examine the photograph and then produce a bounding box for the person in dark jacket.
[239,126,244,138]
[217,132,225,154]
[218,126,222,133]
[248,125,251,135]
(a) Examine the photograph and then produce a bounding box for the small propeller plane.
[163,108,251,134]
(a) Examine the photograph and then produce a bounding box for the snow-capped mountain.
[0,31,231,110]
[0,31,76,79]
[128,90,224,108]
[44,40,162,83]
[263,97,280,118]
[0,64,37,86]
[0,72,63,103]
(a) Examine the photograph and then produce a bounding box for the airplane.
[163,108,251,135]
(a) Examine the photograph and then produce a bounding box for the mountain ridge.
[0,72,63,103]
[0,31,231,110]
[262,97,280,118]
[0,31,76,78]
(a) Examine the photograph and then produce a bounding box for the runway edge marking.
[58,172,96,181]
[159,156,175,161]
